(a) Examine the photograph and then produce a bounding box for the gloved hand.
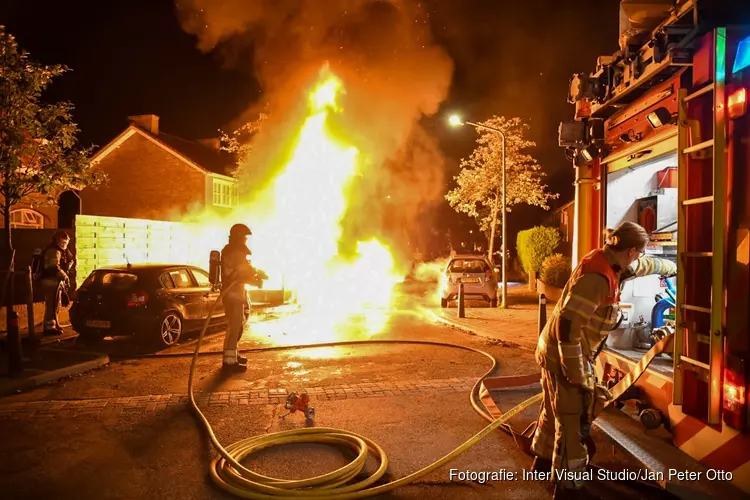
[593,383,614,418]
[580,393,597,459]
[61,290,70,308]
[578,370,595,393]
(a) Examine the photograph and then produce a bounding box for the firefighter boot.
[529,456,552,474]
[221,361,247,373]
[553,484,600,500]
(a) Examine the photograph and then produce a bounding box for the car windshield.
[448,259,489,273]
[83,271,138,290]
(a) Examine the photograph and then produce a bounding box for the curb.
[426,310,536,353]
[0,354,109,397]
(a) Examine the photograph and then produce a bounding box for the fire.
[189,68,403,345]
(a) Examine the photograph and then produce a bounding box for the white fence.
[74,214,212,280]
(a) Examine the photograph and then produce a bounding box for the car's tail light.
[728,87,747,119]
[723,354,747,431]
[127,291,149,307]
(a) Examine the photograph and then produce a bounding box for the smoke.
[174,0,453,264]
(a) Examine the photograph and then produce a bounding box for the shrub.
[539,253,571,289]
[516,226,560,277]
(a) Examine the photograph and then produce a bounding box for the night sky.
[1,0,619,252]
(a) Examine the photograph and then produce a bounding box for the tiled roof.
[148,131,237,177]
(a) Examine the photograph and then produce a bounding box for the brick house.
[78,114,239,221]
[545,200,575,257]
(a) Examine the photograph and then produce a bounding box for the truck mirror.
[209,250,221,286]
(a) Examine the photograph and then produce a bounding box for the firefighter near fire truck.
[210,223,267,371]
[530,221,676,499]
[34,230,75,335]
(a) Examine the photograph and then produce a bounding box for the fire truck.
[559,0,750,495]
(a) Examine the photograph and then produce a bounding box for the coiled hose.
[188,281,543,499]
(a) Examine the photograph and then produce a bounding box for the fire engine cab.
[560,0,750,495]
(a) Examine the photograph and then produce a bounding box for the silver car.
[440,254,498,308]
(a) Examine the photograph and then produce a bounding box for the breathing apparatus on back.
[208,223,267,290]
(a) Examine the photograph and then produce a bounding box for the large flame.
[188,69,403,344]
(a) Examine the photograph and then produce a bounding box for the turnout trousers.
[41,279,63,332]
[222,298,245,365]
[531,368,592,489]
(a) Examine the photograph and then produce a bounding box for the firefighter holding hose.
[529,221,676,499]
[220,223,266,372]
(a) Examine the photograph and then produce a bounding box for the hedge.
[516,226,560,277]
[539,253,572,289]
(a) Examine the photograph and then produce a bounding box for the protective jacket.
[221,242,255,302]
[42,244,73,283]
[535,246,677,387]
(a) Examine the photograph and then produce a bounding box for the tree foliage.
[446,116,558,253]
[516,226,560,277]
[0,26,103,222]
[219,111,268,166]
[539,253,571,289]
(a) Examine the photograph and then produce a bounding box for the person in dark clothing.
[40,230,75,335]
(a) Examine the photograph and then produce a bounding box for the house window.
[561,211,568,242]
[10,209,44,229]
[212,178,239,208]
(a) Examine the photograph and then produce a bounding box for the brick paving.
[0,376,480,421]
[433,303,541,352]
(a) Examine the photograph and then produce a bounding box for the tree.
[1,27,103,368]
[446,116,558,262]
[220,111,268,165]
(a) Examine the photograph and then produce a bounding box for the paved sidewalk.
[0,375,481,421]
[431,285,544,352]
[0,347,108,396]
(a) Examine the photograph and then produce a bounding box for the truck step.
[594,406,745,500]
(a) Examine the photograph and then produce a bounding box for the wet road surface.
[0,281,661,500]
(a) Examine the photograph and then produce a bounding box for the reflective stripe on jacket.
[535,246,676,386]
[221,243,253,301]
[42,244,71,282]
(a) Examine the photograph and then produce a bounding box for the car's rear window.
[448,259,490,273]
[83,271,138,289]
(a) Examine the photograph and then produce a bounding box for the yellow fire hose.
[188,282,543,499]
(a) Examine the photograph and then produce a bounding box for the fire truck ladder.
[674,27,727,424]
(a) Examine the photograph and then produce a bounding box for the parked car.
[439,254,498,308]
[70,263,248,347]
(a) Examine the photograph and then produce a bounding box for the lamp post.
[448,114,507,308]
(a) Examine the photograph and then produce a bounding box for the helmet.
[229,223,252,238]
[54,230,70,241]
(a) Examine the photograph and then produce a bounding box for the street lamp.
[448,114,507,308]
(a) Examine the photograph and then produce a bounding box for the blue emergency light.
[733,35,750,74]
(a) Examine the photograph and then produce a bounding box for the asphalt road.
[0,281,662,500]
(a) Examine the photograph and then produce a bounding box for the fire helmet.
[229,223,252,238]
[54,230,70,241]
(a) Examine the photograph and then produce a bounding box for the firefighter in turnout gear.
[529,222,676,499]
[39,231,75,335]
[220,223,264,371]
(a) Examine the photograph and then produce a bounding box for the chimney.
[197,138,221,150]
[128,114,159,135]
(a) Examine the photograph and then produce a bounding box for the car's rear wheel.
[491,298,498,308]
[159,311,183,347]
[441,298,448,308]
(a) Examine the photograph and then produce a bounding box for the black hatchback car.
[70,263,246,347]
